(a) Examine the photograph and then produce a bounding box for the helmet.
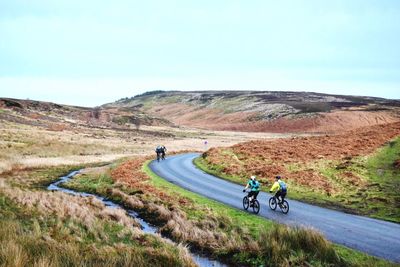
[275,175,281,180]
[250,175,256,180]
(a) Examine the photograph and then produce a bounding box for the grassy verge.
[0,166,195,267]
[195,137,400,223]
[63,157,395,266]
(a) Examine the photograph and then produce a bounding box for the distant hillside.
[105,91,400,133]
[0,97,171,131]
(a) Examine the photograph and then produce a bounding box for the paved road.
[150,153,400,263]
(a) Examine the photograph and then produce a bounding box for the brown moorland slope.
[106,91,400,134]
[148,103,399,133]
[215,109,399,133]
[204,121,400,192]
[0,97,171,130]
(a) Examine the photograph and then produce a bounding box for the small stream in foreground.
[47,170,227,267]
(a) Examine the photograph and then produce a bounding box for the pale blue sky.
[0,0,399,106]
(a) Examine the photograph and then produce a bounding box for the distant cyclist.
[160,145,167,160]
[269,175,287,204]
[243,175,260,206]
[155,145,163,161]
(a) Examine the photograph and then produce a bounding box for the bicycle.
[243,191,260,214]
[156,152,166,162]
[268,196,289,214]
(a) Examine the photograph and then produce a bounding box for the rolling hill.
[105,90,400,133]
[0,97,171,131]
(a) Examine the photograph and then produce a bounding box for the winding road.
[149,153,400,263]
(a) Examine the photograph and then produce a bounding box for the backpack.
[278,180,287,192]
[251,180,260,191]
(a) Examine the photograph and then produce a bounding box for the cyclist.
[155,145,163,160]
[160,145,167,159]
[243,175,260,206]
[269,175,287,204]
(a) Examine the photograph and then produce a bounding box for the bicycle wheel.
[243,196,249,210]
[252,200,260,214]
[269,197,277,210]
[280,200,289,214]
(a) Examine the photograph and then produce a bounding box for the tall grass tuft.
[258,225,345,267]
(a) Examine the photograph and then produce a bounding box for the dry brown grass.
[0,219,196,267]
[111,157,191,206]
[146,102,400,133]
[0,117,283,175]
[0,176,197,267]
[0,181,141,230]
[258,225,341,266]
[106,186,250,257]
[204,121,400,193]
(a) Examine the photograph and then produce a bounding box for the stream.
[47,170,227,267]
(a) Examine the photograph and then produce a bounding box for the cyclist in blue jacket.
[243,175,260,206]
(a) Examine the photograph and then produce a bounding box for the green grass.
[6,165,85,190]
[362,139,400,221]
[194,156,245,185]
[64,173,114,195]
[333,245,397,267]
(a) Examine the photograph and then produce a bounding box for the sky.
[0,0,399,107]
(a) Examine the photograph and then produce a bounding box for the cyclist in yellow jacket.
[269,175,287,204]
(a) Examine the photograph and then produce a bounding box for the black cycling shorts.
[275,190,286,200]
[248,191,259,199]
